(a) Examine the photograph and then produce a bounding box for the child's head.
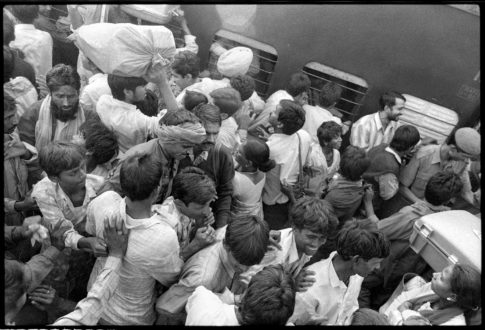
[286,72,311,106]
[389,124,420,153]
[319,81,343,108]
[336,219,390,277]
[350,308,389,325]
[183,90,208,111]
[171,50,200,90]
[240,264,296,325]
[80,119,119,166]
[172,167,217,222]
[229,74,256,102]
[224,214,269,268]
[235,136,276,172]
[11,5,39,24]
[317,121,342,149]
[269,99,305,135]
[424,171,463,206]
[339,146,370,181]
[39,142,87,193]
[120,152,163,202]
[210,87,242,119]
[289,197,337,256]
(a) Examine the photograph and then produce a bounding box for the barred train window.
[207,29,278,99]
[400,94,459,144]
[302,62,368,122]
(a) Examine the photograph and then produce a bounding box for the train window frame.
[207,29,279,99]
[400,94,459,145]
[302,62,369,122]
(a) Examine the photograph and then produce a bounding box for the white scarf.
[34,94,85,151]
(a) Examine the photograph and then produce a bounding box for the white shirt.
[10,24,53,78]
[185,286,239,326]
[302,104,342,144]
[249,89,293,131]
[288,251,363,325]
[263,129,312,205]
[85,191,183,325]
[350,112,400,152]
[96,94,162,153]
[79,73,112,113]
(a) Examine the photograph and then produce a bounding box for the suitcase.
[120,5,179,24]
[409,210,481,272]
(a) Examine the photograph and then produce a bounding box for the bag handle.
[296,132,302,176]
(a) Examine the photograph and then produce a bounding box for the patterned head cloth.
[157,121,206,145]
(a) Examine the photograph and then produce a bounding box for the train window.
[207,29,278,99]
[400,94,459,144]
[302,62,368,122]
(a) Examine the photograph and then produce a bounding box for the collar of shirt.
[153,196,193,230]
[88,72,106,85]
[54,174,100,205]
[124,199,164,230]
[373,112,384,132]
[15,24,36,31]
[102,95,138,112]
[326,251,348,289]
[430,144,445,164]
[417,199,451,213]
[156,139,172,168]
[385,146,402,165]
[219,243,239,280]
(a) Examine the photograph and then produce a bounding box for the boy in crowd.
[359,171,463,309]
[288,220,390,325]
[154,167,218,261]
[363,125,421,218]
[85,152,183,325]
[263,99,312,230]
[185,264,296,325]
[156,214,270,325]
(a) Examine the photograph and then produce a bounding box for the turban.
[157,122,206,145]
[454,127,480,156]
[217,46,253,77]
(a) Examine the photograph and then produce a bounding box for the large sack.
[120,5,179,24]
[70,23,176,77]
[4,77,39,118]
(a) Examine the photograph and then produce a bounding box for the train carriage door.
[400,94,459,145]
[302,62,369,124]
[207,29,278,99]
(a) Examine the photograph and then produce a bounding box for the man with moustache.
[350,91,406,152]
[181,103,235,229]
[18,64,97,150]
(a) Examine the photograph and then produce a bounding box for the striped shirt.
[350,112,400,152]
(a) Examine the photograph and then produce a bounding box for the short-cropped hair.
[120,152,163,201]
[159,108,201,126]
[242,136,275,172]
[192,103,222,126]
[450,263,481,313]
[319,81,343,108]
[317,121,342,147]
[225,214,269,266]
[286,72,311,97]
[46,64,81,93]
[278,99,305,135]
[172,166,216,206]
[240,264,296,325]
[390,125,420,152]
[378,91,406,111]
[107,74,147,101]
[230,74,255,101]
[39,142,85,177]
[11,5,39,24]
[183,90,208,111]
[336,219,390,261]
[351,308,389,325]
[4,259,27,315]
[172,51,200,78]
[339,146,370,181]
[424,171,463,206]
[289,197,337,237]
[210,87,242,117]
[80,119,119,166]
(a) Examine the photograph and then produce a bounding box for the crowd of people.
[3,4,482,326]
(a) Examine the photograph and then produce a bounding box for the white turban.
[217,46,253,77]
[157,122,206,145]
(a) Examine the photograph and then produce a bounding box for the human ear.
[184,73,193,80]
[220,113,229,120]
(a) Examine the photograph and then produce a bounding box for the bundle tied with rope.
[69,22,176,77]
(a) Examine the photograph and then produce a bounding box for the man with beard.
[350,91,406,152]
[18,64,97,185]
[18,64,97,148]
[184,103,235,229]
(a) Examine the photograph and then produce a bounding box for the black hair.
[46,64,81,93]
[120,152,163,201]
[390,125,420,152]
[286,72,311,97]
[230,74,255,102]
[339,146,370,181]
[378,91,406,111]
[242,136,276,172]
[317,121,342,147]
[107,74,147,101]
[278,99,305,135]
